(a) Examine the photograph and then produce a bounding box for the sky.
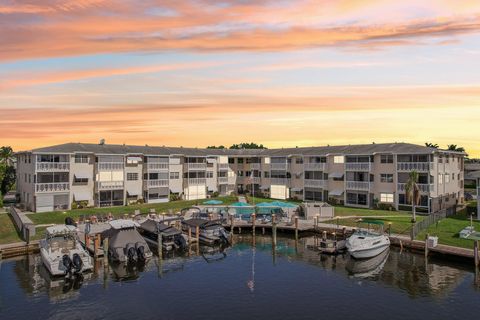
[1,0,480,156]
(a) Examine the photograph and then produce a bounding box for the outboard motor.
[136,245,146,261]
[72,253,83,274]
[174,234,187,249]
[65,217,77,227]
[126,246,137,263]
[62,254,73,274]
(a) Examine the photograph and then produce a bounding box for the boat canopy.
[46,225,77,236]
[466,232,480,241]
[109,219,140,230]
[140,219,181,236]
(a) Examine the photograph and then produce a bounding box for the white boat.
[346,220,390,259]
[40,225,93,276]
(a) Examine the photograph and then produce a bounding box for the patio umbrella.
[203,199,223,205]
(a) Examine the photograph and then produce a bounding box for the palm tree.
[425,142,439,148]
[405,170,421,223]
[447,144,465,152]
[0,146,13,165]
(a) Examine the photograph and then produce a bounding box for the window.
[380,193,394,203]
[264,171,270,178]
[452,173,455,181]
[237,171,244,177]
[238,158,244,164]
[295,158,303,164]
[206,171,214,178]
[228,158,235,164]
[75,154,89,164]
[380,174,394,183]
[380,155,393,163]
[439,173,443,184]
[127,173,139,181]
[74,177,88,184]
[169,172,179,179]
[334,156,344,164]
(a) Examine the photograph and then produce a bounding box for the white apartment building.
[15,142,465,213]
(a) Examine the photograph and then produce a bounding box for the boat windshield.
[47,234,76,252]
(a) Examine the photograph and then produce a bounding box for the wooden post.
[188,226,192,244]
[158,234,163,260]
[262,227,265,235]
[272,214,277,247]
[103,237,109,264]
[322,231,327,241]
[85,234,91,251]
[196,226,200,244]
[94,234,100,259]
[475,240,479,269]
[230,215,234,234]
[252,213,256,236]
[425,233,429,258]
[313,216,317,232]
[294,216,299,240]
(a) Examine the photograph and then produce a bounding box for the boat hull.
[348,243,390,259]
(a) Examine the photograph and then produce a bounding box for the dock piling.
[425,233,429,258]
[294,216,299,240]
[196,226,200,244]
[158,234,163,260]
[188,227,192,244]
[94,234,100,259]
[272,214,277,247]
[103,237,109,264]
[252,213,256,236]
[313,216,317,232]
[475,240,479,269]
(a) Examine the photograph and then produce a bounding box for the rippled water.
[1,235,480,320]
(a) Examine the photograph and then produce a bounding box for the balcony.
[304,179,327,188]
[345,163,371,171]
[147,179,169,187]
[250,163,261,170]
[218,163,230,170]
[218,177,229,184]
[397,183,434,193]
[36,162,70,172]
[271,163,288,170]
[97,181,124,190]
[97,162,124,171]
[187,178,207,185]
[346,181,370,191]
[304,163,326,171]
[35,182,70,193]
[271,178,290,185]
[397,162,432,172]
[187,163,207,170]
[147,163,168,171]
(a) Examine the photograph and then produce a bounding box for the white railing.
[397,183,434,193]
[304,163,326,171]
[35,182,70,193]
[218,163,230,170]
[397,162,432,172]
[218,177,229,184]
[250,163,261,170]
[97,162,124,171]
[97,181,124,190]
[345,163,371,171]
[187,178,207,185]
[147,163,168,171]
[346,181,370,191]
[304,179,327,188]
[187,163,207,170]
[36,162,70,172]
[271,178,290,185]
[148,179,169,187]
[271,163,287,170]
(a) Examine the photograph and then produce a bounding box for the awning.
[329,172,344,179]
[329,190,344,196]
[206,158,215,164]
[291,188,303,192]
[74,172,90,179]
[127,156,143,162]
[126,186,140,196]
[73,190,91,201]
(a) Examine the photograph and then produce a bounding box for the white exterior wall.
[69,154,94,207]
[16,153,35,211]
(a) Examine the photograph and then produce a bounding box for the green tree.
[229,142,267,149]
[0,146,15,195]
[206,145,225,149]
[405,170,420,223]
[425,142,439,148]
[447,144,465,152]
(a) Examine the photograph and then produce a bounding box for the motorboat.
[102,219,153,263]
[317,238,347,255]
[346,247,390,278]
[39,225,93,276]
[181,218,229,245]
[346,220,390,259]
[138,219,188,251]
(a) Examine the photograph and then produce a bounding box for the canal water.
[1,235,479,320]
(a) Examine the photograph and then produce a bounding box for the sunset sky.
[1,0,480,156]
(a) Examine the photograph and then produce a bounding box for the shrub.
[137,198,145,204]
[212,191,220,198]
[169,193,180,201]
[0,195,3,208]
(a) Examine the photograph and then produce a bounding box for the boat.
[317,238,347,255]
[346,247,390,278]
[39,225,93,276]
[138,218,188,251]
[102,219,153,263]
[346,220,390,259]
[181,218,229,245]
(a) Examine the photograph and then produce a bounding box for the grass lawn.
[324,215,423,236]
[416,203,479,249]
[29,196,238,225]
[0,213,22,245]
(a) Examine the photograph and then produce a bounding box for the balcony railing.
[147,163,168,171]
[218,163,230,170]
[250,163,261,170]
[397,162,432,172]
[147,179,169,187]
[304,179,327,188]
[36,162,70,172]
[397,183,434,193]
[187,163,207,170]
[35,182,70,193]
[304,163,326,171]
[345,163,371,171]
[271,163,288,170]
[97,162,124,171]
[187,178,207,185]
[218,177,229,184]
[97,181,124,190]
[271,178,290,185]
[346,181,370,191]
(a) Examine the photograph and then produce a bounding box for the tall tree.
[229,143,267,149]
[0,146,13,164]
[405,170,421,223]
[447,144,465,152]
[206,145,225,149]
[425,142,439,148]
[0,146,15,195]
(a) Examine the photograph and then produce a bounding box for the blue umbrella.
[270,201,298,208]
[203,199,223,205]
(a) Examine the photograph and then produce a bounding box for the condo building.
[15,142,465,213]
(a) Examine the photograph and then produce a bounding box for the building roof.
[21,142,466,157]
